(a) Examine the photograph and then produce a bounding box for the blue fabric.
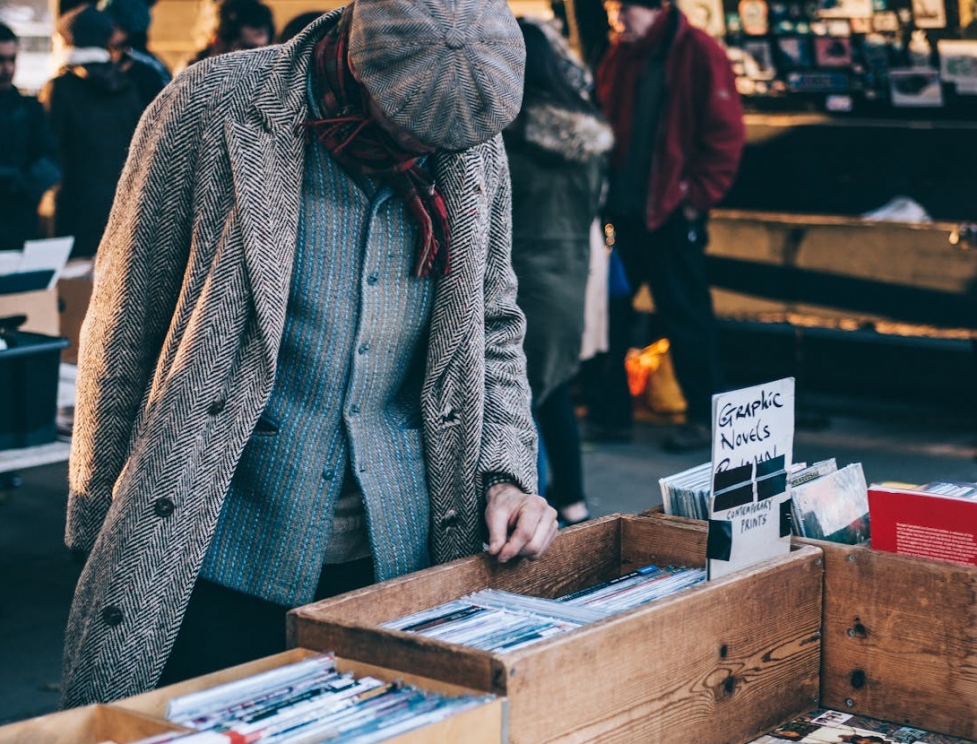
[608,245,632,299]
[200,137,436,606]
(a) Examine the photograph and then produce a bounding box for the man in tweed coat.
[60,0,557,707]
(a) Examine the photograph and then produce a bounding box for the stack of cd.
[659,462,712,518]
[384,565,706,653]
[129,653,493,744]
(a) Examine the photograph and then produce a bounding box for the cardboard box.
[117,647,507,744]
[56,274,93,365]
[640,507,977,739]
[289,515,824,744]
[0,289,59,337]
[0,703,185,744]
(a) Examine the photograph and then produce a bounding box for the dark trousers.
[157,557,375,686]
[535,380,586,508]
[607,210,724,425]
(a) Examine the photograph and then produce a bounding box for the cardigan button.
[154,497,175,518]
[101,605,124,626]
[208,399,226,415]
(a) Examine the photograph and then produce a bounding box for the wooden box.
[289,515,824,744]
[0,704,184,744]
[117,647,507,744]
[813,540,977,740]
[639,508,977,739]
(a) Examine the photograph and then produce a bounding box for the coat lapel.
[427,148,487,386]
[226,10,341,366]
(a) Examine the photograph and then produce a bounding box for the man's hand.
[485,483,558,564]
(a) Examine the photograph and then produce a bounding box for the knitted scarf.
[299,11,451,277]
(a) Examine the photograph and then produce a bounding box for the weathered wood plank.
[817,541,977,739]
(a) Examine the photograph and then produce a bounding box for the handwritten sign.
[707,378,795,580]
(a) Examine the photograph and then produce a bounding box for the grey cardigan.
[60,10,536,708]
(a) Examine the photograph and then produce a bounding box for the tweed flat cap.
[348,0,526,151]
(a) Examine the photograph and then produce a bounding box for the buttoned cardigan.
[60,9,536,708]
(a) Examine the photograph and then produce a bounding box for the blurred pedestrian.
[190,0,275,63]
[278,10,323,43]
[41,4,143,259]
[504,18,613,526]
[99,0,172,108]
[0,22,61,253]
[593,0,745,451]
[59,0,556,708]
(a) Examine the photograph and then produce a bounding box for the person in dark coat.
[190,0,276,63]
[40,4,144,259]
[504,18,613,526]
[0,22,61,253]
[99,0,172,109]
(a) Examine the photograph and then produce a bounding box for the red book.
[868,482,977,566]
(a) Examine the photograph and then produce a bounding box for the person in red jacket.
[591,0,745,451]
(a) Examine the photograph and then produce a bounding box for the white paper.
[19,237,74,288]
[0,251,22,276]
[708,378,795,581]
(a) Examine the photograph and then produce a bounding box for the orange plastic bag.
[624,339,687,415]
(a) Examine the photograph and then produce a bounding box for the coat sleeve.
[476,137,539,498]
[65,65,212,552]
[684,37,746,212]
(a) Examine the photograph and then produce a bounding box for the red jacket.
[596,8,746,230]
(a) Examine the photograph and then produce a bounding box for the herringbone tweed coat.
[60,9,537,708]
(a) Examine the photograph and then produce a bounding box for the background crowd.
[0,0,745,577]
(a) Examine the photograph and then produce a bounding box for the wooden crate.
[813,540,977,740]
[288,514,824,744]
[639,507,977,739]
[0,704,185,744]
[117,647,506,744]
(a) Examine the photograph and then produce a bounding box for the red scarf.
[595,6,675,169]
[299,10,450,277]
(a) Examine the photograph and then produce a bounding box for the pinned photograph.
[911,0,947,26]
[814,35,854,66]
[938,39,977,93]
[816,0,873,17]
[888,67,944,106]
[872,10,900,30]
[787,70,850,90]
[744,39,778,78]
[739,0,771,33]
[777,36,815,68]
[679,0,728,36]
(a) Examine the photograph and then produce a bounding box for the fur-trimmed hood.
[511,102,614,164]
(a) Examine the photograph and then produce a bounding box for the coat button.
[154,497,175,518]
[208,400,226,415]
[441,509,458,529]
[102,605,124,626]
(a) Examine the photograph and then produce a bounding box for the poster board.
[707,378,795,580]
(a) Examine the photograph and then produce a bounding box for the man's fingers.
[485,491,518,555]
[499,502,558,563]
